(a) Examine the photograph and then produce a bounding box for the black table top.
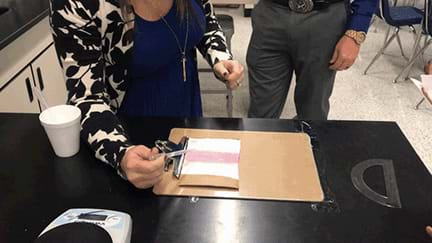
[0,0,49,50]
[0,113,431,243]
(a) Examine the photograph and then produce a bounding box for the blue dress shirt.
[347,0,379,33]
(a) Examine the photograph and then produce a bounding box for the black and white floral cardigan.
[49,0,232,176]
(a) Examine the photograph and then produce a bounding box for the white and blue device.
[38,208,132,243]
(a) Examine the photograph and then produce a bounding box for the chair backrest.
[379,0,393,23]
[424,0,432,34]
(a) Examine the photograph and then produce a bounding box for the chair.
[199,14,234,117]
[415,97,429,109]
[363,0,423,76]
[370,6,406,55]
[395,0,432,82]
[396,0,432,108]
[369,0,417,34]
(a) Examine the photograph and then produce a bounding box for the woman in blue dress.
[49,0,244,188]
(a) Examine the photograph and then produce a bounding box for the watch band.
[344,30,367,45]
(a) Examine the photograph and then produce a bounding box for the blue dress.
[119,2,205,118]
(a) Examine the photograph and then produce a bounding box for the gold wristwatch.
[344,30,367,45]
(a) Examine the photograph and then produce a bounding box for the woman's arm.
[49,0,131,175]
[196,0,233,66]
[196,0,244,89]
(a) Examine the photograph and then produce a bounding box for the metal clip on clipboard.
[155,136,189,179]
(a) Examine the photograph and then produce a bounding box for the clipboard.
[153,128,325,202]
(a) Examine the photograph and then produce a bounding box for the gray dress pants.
[247,0,347,120]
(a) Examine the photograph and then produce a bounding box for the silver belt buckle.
[288,0,314,13]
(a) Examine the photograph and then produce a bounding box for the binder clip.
[155,136,189,179]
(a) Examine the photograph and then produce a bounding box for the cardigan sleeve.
[196,0,233,67]
[49,0,132,177]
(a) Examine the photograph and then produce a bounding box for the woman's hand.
[427,226,432,238]
[213,60,245,90]
[120,145,165,189]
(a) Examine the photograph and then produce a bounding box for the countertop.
[1,114,431,242]
[0,0,49,50]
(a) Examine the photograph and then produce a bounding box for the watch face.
[357,33,366,43]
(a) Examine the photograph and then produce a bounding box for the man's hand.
[329,35,360,71]
[213,60,245,90]
[120,145,164,189]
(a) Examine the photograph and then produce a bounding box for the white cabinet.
[32,45,67,107]
[0,44,67,113]
[0,17,67,113]
[0,68,40,113]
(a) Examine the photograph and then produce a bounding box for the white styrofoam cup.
[39,105,81,157]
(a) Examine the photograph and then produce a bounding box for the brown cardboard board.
[153,128,324,202]
[179,175,239,189]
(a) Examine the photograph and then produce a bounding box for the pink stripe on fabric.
[185,150,239,164]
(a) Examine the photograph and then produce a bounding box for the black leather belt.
[271,0,344,13]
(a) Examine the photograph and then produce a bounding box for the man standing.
[247,0,377,119]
